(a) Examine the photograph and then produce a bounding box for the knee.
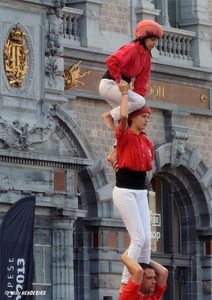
[143,236,151,250]
[137,95,145,105]
[131,232,146,248]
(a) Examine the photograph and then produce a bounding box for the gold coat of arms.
[3,24,30,87]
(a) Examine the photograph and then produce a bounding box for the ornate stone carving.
[163,111,190,167]
[45,57,58,86]
[45,2,64,88]
[53,0,66,18]
[0,115,55,151]
[171,139,187,167]
[63,61,90,90]
[45,16,63,57]
[3,24,30,87]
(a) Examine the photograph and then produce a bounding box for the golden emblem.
[63,60,90,90]
[200,94,207,103]
[3,24,30,87]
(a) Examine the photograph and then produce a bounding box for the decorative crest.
[63,61,90,90]
[3,24,29,87]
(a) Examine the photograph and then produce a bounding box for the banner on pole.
[0,195,35,299]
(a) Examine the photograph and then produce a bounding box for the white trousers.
[99,79,145,121]
[113,187,151,284]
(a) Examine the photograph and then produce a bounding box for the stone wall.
[187,114,212,166]
[208,0,212,50]
[99,0,130,34]
[70,96,212,187]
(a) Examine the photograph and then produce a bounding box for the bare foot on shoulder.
[119,283,127,294]
[102,112,116,131]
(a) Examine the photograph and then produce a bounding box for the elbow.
[137,267,143,277]
[162,267,169,280]
[132,266,143,285]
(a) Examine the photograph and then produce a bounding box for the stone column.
[155,0,170,26]
[51,217,75,300]
[178,0,212,67]
[135,0,160,21]
[66,0,104,48]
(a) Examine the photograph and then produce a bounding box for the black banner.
[0,196,35,299]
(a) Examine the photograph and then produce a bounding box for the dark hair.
[128,118,132,127]
[131,37,156,51]
[139,263,155,271]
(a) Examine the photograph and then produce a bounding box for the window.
[150,177,181,254]
[153,0,180,28]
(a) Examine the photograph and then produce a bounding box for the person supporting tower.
[112,79,154,293]
[119,249,168,299]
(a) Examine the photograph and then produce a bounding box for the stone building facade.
[0,1,212,300]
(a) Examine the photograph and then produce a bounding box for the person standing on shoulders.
[113,80,154,293]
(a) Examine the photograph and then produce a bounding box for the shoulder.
[116,125,130,136]
[119,279,140,299]
[140,132,150,140]
[140,132,151,140]
[153,283,167,297]
[117,42,137,52]
[140,133,154,147]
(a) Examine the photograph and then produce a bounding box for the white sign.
[150,213,161,226]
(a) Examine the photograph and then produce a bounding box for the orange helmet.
[135,20,163,39]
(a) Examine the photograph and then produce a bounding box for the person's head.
[134,19,163,50]
[139,263,157,294]
[128,105,151,131]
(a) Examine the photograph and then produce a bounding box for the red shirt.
[116,126,154,172]
[106,42,151,96]
[119,279,167,300]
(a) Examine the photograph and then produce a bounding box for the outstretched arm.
[121,250,143,285]
[149,260,168,287]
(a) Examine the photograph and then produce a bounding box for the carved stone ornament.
[3,24,30,87]
[45,16,63,57]
[63,60,90,90]
[0,116,55,151]
[45,56,58,86]
[53,0,66,18]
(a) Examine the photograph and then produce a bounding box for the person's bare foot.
[119,283,127,294]
[102,112,116,131]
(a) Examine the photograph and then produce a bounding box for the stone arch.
[147,142,212,299]
[51,105,114,300]
[148,142,212,228]
[52,104,96,160]
[52,104,113,218]
[148,143,212,278]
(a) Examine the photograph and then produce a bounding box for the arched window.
[149,175,187,300]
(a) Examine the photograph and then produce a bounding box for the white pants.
[99,79,145,121]
[113,187,151,284]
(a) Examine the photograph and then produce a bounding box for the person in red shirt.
[99,19,163,132]
[113,80,154,293]
[99,19,163,164]
[119,249,168,300]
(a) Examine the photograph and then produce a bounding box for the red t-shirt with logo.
[118,279,167,300]
[116,126,154,172]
